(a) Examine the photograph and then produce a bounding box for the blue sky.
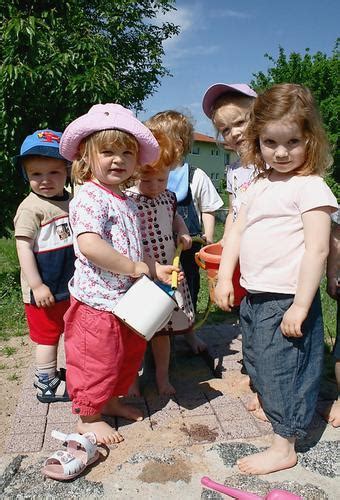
[139,0,339,136]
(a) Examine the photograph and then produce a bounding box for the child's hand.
[327,276,340,300]
[155,262,184,285]
[130,261,150,278]
[214,279,234,311]
[280,303,308,337]
[201,234,213,245]
[177,233,192,251]
[32,284,55,308]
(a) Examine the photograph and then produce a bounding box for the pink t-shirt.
[239,175,338,294]
[69,181,142,311]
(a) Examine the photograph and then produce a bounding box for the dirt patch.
[181,423,218,442]
[0,336,33,454]
[138,457,191,484]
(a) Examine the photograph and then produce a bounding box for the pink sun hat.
[202,83,257,118]
[60,103,160,165]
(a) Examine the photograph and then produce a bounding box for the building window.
[215,173,219,179]
[211,149,214,155]
[191,145,200,155]
[215,150,219,156]
[224,152,230,163]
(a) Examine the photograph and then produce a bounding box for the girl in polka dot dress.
[126,128,195,395]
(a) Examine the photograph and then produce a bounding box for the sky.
[139,0,339,136]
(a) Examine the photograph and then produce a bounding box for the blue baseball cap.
[13,129,66,168]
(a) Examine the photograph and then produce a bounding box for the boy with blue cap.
[13,129,75,403]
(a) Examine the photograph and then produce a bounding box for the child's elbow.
[309,245,329,262]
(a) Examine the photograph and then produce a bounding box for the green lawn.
[0,231,337,380]
[0,237,27,340]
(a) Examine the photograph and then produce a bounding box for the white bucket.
[113,274,177,341]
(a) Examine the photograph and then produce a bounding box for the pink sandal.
[42,430,100,481]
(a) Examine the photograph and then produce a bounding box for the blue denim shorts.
[240,290,324,439]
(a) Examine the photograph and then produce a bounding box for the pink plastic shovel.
[201,477,303,499]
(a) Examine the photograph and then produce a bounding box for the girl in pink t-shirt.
[215,84,337,475]
[60,104,179,445]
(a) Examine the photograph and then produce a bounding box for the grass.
[0,231,337,380]
[196,219,239,325]
[1,346,17,356]
[0,237,27,341]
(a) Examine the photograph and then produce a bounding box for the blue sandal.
[36,374,70,403]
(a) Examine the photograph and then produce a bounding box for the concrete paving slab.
[149,408,183,428]
[2,318,339,499]
[13,415,46,434]
[151,415,192,447]
[217,412,265,439]
[178,395,214,416]
[14,391,48,418]
[116,417,153,444]
[5,432,44,453]
[182,414,225,444]
[43,422,76,451]
[47,401,77,424]
[145,395,179,413]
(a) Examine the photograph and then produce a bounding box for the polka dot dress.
[126,188,195,334]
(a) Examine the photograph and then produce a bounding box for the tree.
[251,41,340,199]
[0,0,179,237]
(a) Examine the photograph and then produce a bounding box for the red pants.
[64,297,146,416]
[25,299,70,345]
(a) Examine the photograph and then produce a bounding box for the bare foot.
[102,396,144,421]
[184,332,207,354]
[239,375,251,390]
[237,436,297,475]
[156,372,176,396]
[77,416,123,445]
[128,378,141,397]
[246,393,261,411]
[252,407,270,422]
[246,393,269,422]
[320,399,340,427]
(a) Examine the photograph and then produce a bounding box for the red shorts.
[25,299,70,345]
[64,297,147,416]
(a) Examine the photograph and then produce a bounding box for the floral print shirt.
[69,181,142,311]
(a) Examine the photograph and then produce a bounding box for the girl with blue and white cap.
[60,103,180,445]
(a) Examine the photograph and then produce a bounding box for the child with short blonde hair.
[60,104,179,444]
[215,84,337,474]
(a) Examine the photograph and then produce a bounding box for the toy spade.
[201,477,302,499]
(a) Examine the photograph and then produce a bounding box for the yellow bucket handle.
[171,243,183,289]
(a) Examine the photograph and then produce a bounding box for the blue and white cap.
[13,129,66,167]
